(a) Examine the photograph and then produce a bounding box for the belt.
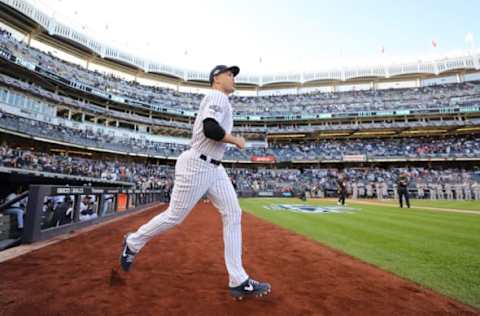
[200,154,221,166]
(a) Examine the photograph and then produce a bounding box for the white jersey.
[190,90,233,161]
[6,193,20,208]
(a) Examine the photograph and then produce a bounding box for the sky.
[27,0,479,75]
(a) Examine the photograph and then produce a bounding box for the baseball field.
[0,198,479,315]
[240,198,480,309]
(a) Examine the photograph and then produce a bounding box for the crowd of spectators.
[1,142,479,199]
[1,111,479,161]
[0,142,174,190]
[252,137,480,160]
[2,28,480,117]
[0,112,189,157]
[0,73,192,131]
[3,76,477,138]
[2,28,480,199]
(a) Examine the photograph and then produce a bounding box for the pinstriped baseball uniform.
[126,89,249,287]
[190,90,233,160]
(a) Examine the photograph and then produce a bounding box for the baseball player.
[445,183,454,200]
[464,181,472,200]
[429,183,437,200]
[351,182,358,199]
[396,172,410,208]
[366,182,373,198]
[120,65,271,300]
[416,183,424,199]
[473,181,480,200]
[436,183,444,200]
[336,174,348,206]
[381,182,388,199]
[454,183,464,200]
[393,183,399,201]
[358,182,366,198]
[375,182,382,200]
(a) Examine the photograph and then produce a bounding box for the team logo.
[264,204,358,214]
[209,104,222,113]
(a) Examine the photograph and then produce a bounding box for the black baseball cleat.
[120,233,137,272]
[229,278,271,300]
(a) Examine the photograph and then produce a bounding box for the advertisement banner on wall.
[342,155,366,162]
[251,156,276,163]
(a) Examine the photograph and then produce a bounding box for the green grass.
[240,198,480,308]
[377,199,480,211]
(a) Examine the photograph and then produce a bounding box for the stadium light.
[354,131,397,136]
[317,132,352,137]
[401,129,447,134]
[456,127,480,132]
[267,134,306,139]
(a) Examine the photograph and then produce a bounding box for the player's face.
[215,71,235,94]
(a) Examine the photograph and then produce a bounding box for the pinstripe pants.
[127,149,249,287]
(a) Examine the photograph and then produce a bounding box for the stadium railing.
[21,185,166,244]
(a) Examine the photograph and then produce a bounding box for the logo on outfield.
[264,204,358,214]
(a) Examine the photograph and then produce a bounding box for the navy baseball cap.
[209,65,240,85]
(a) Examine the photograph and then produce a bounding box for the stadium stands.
[1,142,478,199]
[1,26,479,202]
[0,143,174,190]
[2,28,480,117]
[1,111,479,161]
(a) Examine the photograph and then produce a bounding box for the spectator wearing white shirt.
[4,187,26,230]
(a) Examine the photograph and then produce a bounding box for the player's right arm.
[221,133,245,149]
[203,118,245,149]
